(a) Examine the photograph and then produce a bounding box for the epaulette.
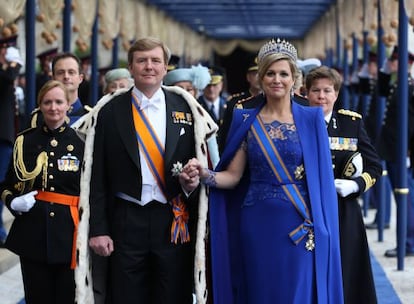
[84,105,93,112]
[337,109,362,119]
[235,95,254,109]
[227,92,245,101]
[17,126,36,136]
[30,107,40,115]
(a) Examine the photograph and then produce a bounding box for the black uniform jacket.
[218,91,254,153]
[89,88,199,238]
[328,109,382,196]
[0,124,84,264]
[328,109,381,304]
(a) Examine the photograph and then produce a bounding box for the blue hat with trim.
[164,64,211,90]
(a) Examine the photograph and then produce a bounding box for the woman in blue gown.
[181,39,344,304]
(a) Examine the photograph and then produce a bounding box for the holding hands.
[179,158,203,193]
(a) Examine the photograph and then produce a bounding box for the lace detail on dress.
[244,120,308,205]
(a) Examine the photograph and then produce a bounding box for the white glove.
[380,58,392,75]
[334,179,359,197]
[5,46,24,67]
[10,191,38,212]
[358,63,370,78]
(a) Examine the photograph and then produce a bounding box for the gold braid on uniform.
[361,172,376,192]
[13,135,49,190]
[1,190,13,203]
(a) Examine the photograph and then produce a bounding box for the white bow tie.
[140,98,162,110]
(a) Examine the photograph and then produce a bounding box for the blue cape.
[209,99,344,303]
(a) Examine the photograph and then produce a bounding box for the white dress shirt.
[132,87,167,205]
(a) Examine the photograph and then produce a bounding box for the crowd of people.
[0,32,413,304]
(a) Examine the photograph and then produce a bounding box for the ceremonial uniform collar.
[68,99,83,115]
[42,122,67,135]
[324,111,333,125]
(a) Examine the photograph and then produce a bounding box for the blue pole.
[361,31,370,117]
[376,0,388,242]
[25,0,36,114]
[341,39,350,109]
[336,6,341,69]
[351,33,359,111]
[90,12,99,106]
[395,0,408,270]
[63,0,72,52]
[112,37,119,68]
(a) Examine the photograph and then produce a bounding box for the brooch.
[294,164,305,180]
[305,230,315,251]
[171,161,184,177]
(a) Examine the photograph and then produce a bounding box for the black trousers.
[20,257,74,304]
[109,199,194,304]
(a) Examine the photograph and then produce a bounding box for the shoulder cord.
[13,135,49,189]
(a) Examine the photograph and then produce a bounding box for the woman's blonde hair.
[37,80,69,105]
[257,53,301,90]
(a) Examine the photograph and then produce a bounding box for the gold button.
[49,212,55,217]
[49,163,53,167]
[49,175,54,179]
[50,152,55,156]
[50,187,55,191]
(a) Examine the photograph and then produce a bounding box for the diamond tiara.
[257,38,298,63]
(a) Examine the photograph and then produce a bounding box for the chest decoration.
[172,111,193,125]
[329,136,358,151]
[57,153,80,172]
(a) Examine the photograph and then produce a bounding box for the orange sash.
[131,94,189,243]
[131,94,166,194]
[35,190,79,269]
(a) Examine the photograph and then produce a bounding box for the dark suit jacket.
[198,95,227,126]
[89,88,198,237]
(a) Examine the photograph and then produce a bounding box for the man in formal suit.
[30,52,89,127]
[198,66,227,126]
[86,37,218,304]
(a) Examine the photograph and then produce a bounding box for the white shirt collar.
[324,111,333,124]
[133,87,165,110]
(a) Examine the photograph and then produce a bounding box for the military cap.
[368,50,377,62]
[389,45,414,64]
[167,54,180,71]
[37,47,58,61]
[409,51,414,64]
[208,66,225,85]
[98,66,112,76]
[0,35,17,48]
[297,57,322,76]
[79,54,91,64]
[390,46,398,61]
[247,56,258,72]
